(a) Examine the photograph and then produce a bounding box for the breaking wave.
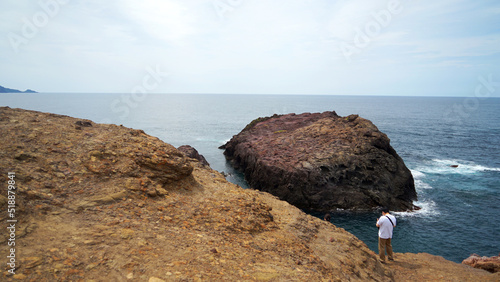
[414,159,500,175]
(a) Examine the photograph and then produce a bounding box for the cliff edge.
[0,107,495,281]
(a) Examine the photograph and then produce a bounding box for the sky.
[1,0,499,96]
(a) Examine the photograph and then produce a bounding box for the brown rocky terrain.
[222,112,417,212]
[0,107,497,281]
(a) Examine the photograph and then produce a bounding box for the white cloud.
[327,0,395,40]
[120,0,202,45]
[403,34,500,61]
[0,0,499,95]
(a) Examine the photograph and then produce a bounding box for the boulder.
[177,145,210,166]
[222,111,417,212]
[462,254,500,273]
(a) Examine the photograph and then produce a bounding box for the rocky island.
[222,111,418,212]
[0,107,496,281]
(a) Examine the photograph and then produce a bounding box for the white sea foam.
[416,159,500,175]
[410,169,426,179]
[195,137,230,145]
[415,179,433,190]
[409,169,433,190]
[394,199,440,218]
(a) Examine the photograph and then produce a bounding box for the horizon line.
[2,92,499,98]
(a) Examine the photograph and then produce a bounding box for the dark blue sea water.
[1,93,499,263]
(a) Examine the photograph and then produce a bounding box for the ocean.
[1,93,499,263]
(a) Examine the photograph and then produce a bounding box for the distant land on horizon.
[0,85,37,93]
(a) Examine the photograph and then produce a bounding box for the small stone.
[85,263,99,270]
[301,161,313,170]
[125,178,141,191]
[75,120,92,127]
[147,188,157,197]
[120,229,135,239]
[155,186,168,196]
[22,256,43,269]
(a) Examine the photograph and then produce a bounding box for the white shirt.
[378,214,396,239]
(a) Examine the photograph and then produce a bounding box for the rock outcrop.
[177,145,210,166]
[0,107,494,281]
[222,111,417,212]
[463,254,500,273]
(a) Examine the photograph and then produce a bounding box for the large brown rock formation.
[222,111,417,212]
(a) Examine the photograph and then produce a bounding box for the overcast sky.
[1,0,499,96]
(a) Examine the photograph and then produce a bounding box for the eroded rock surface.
[223,111,417,211]
[463,254,500,273]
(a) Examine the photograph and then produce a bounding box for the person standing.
[376,208,396,263]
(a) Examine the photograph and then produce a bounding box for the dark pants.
[378,237,393,261]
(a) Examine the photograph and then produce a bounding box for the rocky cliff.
[0,107,496,281]
[222,112,417,212]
